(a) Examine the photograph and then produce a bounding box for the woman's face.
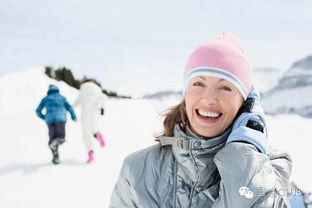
[185,76,244,138]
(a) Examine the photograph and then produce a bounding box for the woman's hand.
[226,87,268,154]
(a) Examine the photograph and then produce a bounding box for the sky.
[1,0,312,97]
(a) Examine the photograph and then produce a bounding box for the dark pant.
[47,122,66,145]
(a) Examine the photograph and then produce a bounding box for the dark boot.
[51,147,59,164]
[49,139,60,165]
[49,138,65,165]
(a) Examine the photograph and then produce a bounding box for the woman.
[74,81,107,163]
[110,33,292,207]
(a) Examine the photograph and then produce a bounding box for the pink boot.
[87,151,94,164]
[94,132,106,148]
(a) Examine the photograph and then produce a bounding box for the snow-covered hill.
[0,68,161,207]
[142,90,182,100]
[0,69,311,207]
[277,56,312,90]
[263,55,312,117]
[253,67,285,93]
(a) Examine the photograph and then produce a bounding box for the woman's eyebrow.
[198,77,225,82]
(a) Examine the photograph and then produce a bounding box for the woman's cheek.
[187,89,201,101]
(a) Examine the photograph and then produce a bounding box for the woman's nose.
[201,90,218,105]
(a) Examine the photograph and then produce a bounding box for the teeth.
[198,110,220,118]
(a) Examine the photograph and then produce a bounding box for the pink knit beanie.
[183,32,252,100]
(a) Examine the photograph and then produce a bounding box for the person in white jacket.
[75,81,107,163]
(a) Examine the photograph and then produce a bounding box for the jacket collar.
[166,124,231,188]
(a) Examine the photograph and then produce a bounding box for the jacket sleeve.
[110,158,139,208]
[212,142,292,208]
[63,98,77,120]
[35,98,46,120]
[98,93,107,109]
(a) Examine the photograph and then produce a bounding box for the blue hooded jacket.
[36,85,77,124]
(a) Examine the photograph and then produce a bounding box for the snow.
[284,67,312,77]
[253,67,285,93]
[263,86,312,111]
[0,69,311,207]
[266,114,312,192]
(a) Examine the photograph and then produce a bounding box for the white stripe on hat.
[183,67,248,100]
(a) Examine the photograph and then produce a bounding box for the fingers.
[248,86,261,102]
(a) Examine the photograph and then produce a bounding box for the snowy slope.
[142,90,182,100]
[253,67,285,93]
[266,115,312,192]
[263,56,312,117]
[0,69,161,207]
[0,69,312,208]
[278,55,312,89]
[263,86,312,116]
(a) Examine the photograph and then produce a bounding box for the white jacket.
[75,82,107,133]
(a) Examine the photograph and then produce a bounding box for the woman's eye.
[193,82,204,87]
[220,86,232,91]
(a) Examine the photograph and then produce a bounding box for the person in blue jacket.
[36,84,77,164]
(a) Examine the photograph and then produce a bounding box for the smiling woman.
[109,33,292,208]
[185,76,243,137]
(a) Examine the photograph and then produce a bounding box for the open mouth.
[195,109,222,122]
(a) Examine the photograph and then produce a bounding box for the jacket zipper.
[188,141,199,208]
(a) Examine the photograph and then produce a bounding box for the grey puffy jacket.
[110,124,292,207]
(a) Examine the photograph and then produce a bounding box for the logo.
[239,186,254,199]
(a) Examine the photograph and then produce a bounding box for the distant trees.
[45,66,131,98]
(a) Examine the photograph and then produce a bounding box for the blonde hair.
[156,99,189,139]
